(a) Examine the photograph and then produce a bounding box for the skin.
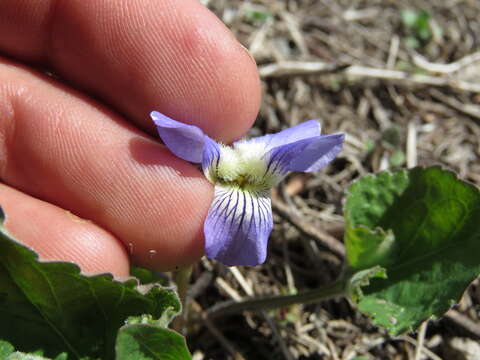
[0,0,261,276]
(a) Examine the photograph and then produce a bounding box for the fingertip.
[180,16,261,142]
[0,184,130,277]
[0,0,262,144]
[144,1,261,143]
[121,138,212,271]
[0,60,210,274]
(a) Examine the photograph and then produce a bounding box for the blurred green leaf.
[405,36,420,49]
[53,355,68,360]
[401,9,420,28]
[0,339,68,360]
[364,139,375,154]
[129,266,167,286]
[345,167,480,335]
[389,151,406,168]
[381,126,402,149]
[0,208,181,359]
[401,9,432,46]
[0,339,15,358]
[244,7,271,22]
[115,324,191,360]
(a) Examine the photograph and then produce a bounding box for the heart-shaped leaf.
[345,167,480,334]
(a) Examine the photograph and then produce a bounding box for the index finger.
[0,0,260,142]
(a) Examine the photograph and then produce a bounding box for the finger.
[0,183,129,277]
[0,58,210,271]
[0,0,261,142]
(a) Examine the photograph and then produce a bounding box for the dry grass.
[188,1,480,359]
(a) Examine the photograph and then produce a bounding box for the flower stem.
[172,264,193,333]
[207,278,347,318]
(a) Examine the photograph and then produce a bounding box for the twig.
[347,66,480,93]
[207,279,346,318]
[365,88,391,129]
[412,51,480,74]
[414,321,428,360]
[216,277,242,301]
[280,12,309,57]
[188,271,213,300]
[271,199,345,258]
[192,301,247,360]
[259,61,349,78]
[407,120,417,168]
[401,335,442,360]
[264,313,295,360]
[229,267,254,296]
[259,61,480,92]
[227,267,295,360]
[282,239,297,295]
[342,7,380,22]
[249,17,273,58]
[429,89,480,121]
[445,309,480,339]
[386,35,400,69]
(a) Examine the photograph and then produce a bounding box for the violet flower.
[151,111,344,266]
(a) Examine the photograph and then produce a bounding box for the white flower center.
[208,141,279,191]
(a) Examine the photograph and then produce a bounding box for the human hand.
[0,0,260,276]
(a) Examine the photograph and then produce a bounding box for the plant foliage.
[0,207,190,359]
[345,167,480,334]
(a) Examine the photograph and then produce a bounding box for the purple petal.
[239,120,321,151]
[266,133,344,176]
[202,135,221,179]
[151,111,205,163]
[204,185,273,266]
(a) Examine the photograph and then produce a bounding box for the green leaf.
[389,151,405,168]
[0,210,181,359]
[345,167,480,335]
[1,339,15,358]
[401,9,420,28]
[346,227,397,271]
[401,9,432,46]
[405,36,420,49]
[243,7,271,22]
[415,11,432,41]
[115,325,191,360]
[5,352,67,360]
[401,9,431,35]
[364,139,375,154]
[345,266,387,303]
[0,339,68,360]
[52,354,68,360]
[130,267,167,286]
[125,309,178,329]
